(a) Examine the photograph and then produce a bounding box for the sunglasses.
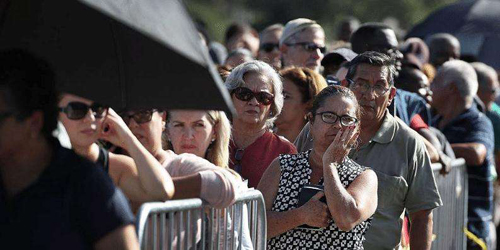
[286,42,326,54]
[232,87,274,106]
[260,43,279,53]
[120,109,157,124]
[59,102,108,120]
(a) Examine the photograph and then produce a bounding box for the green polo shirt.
[351,112,442,250]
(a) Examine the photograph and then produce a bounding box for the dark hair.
[0,49,58,140]
[224,23,257,44]
[346,51,397,86]
[310,85,361,122]
[280,67,327,105]
[350,22,393,54]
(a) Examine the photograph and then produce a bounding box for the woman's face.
[167,110,215,158]
[58,94,103,148]
[275,78,308,127]
[125,110,165,154]
[231,72,273,127]
[310,95,358,151]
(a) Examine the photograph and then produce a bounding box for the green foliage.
[184,0,457,43]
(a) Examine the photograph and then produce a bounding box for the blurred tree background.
[184,0,456,43]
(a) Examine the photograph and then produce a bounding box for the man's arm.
[451,142,487,166]
[94,225,139,250]
[409,209,433,250]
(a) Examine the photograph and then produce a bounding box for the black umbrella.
[406,0,500,69]
[0,0,234,113]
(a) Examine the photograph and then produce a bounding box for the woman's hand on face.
[99,108,135,149]
[322,125,358,165]
[299,192,331,228]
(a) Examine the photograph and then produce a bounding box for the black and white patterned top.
[267,150,371,250]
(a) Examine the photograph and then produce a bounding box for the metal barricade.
[136,189,267,250]
[430,158,468,250]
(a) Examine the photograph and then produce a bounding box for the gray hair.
[471,62,498,88]
[225,60,283,128]
[437,60,478,101]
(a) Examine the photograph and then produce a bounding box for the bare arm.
[417,128,440,163]
[101,108,174,203]
[451,142,487,166]
[409,209,433,250]
[171,173,202,200]
[258,158,330,239]
[323,163,378,231]
[94,225,139,250]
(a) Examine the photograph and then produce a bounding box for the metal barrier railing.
[135,189,267,250]
[430,158,468,250]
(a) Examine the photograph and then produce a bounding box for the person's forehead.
[295,27,325,43]
[243,72,272,91]
[354,64,389,82]
[260,29,282,43]
[170,110,209,122]
[318,95,356,114]
[369,29,398,49]
[59,93,93,106]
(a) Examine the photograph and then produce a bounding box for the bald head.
[471,62,499,108]
[427,33,460,68]
[350,23,398,54]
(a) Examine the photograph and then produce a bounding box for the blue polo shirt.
[0,141,135,249]
[435,105,494,240]
[394,89,432,125]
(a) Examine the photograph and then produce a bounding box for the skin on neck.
[1,135,53,198]
[232,118,267,149]
[436,96,471,129]
[72,142,100,163]
[276,117,307,143]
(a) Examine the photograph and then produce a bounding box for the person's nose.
[83,109,97,122]
[311,49,322,60]
[247,95,260,106]
[183,127,195,139]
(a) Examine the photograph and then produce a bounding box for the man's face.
[429,72,452,112]
[281,28,325,72]
[257,29,282,69]
[349,64,396,124]
[226,32,260,57]
[0,92,29,164]
[478,75,500,107]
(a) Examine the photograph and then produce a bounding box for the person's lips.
[181,144,197,150]
[80,129,96,135]
[245,110,259,115]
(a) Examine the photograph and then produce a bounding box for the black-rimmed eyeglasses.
[315,111,358,126]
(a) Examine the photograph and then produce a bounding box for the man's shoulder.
[392,115,423,144]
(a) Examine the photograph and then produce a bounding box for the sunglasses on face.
[260,43,279,53]
[59,102,108,120]
[315,111,358,126]
[120,109,157,124]
[286,42,326,54]
[232,87,274,106]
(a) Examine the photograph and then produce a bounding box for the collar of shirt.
[370,111,397,144]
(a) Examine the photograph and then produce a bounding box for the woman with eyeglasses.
[258,85,378,250]
[58,94,175,207]
[275,67,327,143]
[225,61,297,188]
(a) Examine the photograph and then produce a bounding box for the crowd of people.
[1,12,500,250]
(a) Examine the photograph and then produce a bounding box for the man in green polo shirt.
[347,52,442,249]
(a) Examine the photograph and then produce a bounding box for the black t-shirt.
[0,141,135,249]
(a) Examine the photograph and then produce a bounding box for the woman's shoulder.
[266,132,298,153]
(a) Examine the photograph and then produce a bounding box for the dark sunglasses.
[286,42,326,54]
[59,102,108,120]
[232,87,274,106]
[260,43,279,53]
[120,109,157,124]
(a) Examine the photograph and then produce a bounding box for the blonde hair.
[165,110,239,178]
